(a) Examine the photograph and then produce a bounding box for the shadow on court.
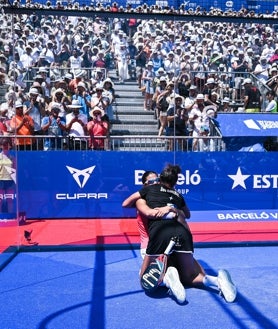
[0,245,277,329]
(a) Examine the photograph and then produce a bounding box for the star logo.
[228,167,251,189]
[66,165,96,188]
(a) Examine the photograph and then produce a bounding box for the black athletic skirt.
[146,220,194,255]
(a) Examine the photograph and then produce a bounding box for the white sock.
[203,275,219,288]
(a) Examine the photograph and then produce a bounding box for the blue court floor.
[0,245,277,329]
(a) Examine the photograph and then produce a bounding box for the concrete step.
[112,114,157,122]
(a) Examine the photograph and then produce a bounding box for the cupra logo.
[228,167,251,189]
[66,165,96,188]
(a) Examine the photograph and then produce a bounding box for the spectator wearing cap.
[184,85,198,112]
[72,81,91,118]
[41,40,56,64]
[3,90,17,120]
[41,103,66,150]
[188,93,210,151]
[115,42,130,83]
[87,107,109,150]
[10,100,34,151]
[266,66,278,93]
[102,78,115,121]
[149,50,164,74]
[90,83,111,121]
[253,56,270,83]
[163,51,179,75]
[23,87,45,148]
[37,67,51,101]
[219,97,234,112]
[65,100,88,150]
[141,61,155,111]
[92,50,107,69]
[19,45,35,80]
[68,69,85,95]
[166,94,188,150]
[48,88,71,118]
[242,78,262,113]
[68,48,82,76]
[203,78,218,103]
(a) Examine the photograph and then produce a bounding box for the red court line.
[1,219,278,253]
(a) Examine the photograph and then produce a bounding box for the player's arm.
[122,191,141,208]
[136,199,175,218]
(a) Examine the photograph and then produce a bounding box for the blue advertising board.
[19,0,278,14]
[17,151,278,220]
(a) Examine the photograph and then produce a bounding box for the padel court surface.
[0,218,277,329]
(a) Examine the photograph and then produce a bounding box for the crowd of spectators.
[0,5,278,150]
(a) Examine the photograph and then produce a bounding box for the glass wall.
[0,7,277,255]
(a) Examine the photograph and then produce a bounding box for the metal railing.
[0,135,225,152]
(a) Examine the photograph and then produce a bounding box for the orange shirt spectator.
[10,100,34,150]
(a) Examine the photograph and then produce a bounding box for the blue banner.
[217,114,278,137]
[17,151,278,220]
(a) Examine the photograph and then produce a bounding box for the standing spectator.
[87,107,109,150]
[134,42,148,89]
[242,78,262,113]
[2,90,17,119]
[166,95,189,150]
[115,42,129,83]
[10,100,34,151]
[264,90,277,113]
[188,93,210,151]
[66,100,88,150]
[23,87,45,137]
[41,103,66,150]
[68,48,82,76]
[102,78,115,121]
[19,45,35,80]
[141,61,155,111]
[192,54,207,92]
[156,81,173,136]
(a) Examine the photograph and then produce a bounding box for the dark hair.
[142,171,158,184]
[266,90,276,98]
[159,164,181,187]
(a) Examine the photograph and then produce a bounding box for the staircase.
[110,78,166,151]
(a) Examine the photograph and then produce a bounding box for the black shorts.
[146,220,194,256]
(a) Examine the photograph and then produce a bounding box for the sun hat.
[89,106,104,118]
[67,100,82,108]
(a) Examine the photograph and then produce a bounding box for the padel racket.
[141,237,176,292]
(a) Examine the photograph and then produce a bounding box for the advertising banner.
[17,151,277,221]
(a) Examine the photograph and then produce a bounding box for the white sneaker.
[217,269,237,303]
[163,267,186,303]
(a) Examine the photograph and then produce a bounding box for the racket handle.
[164,239,176,255]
